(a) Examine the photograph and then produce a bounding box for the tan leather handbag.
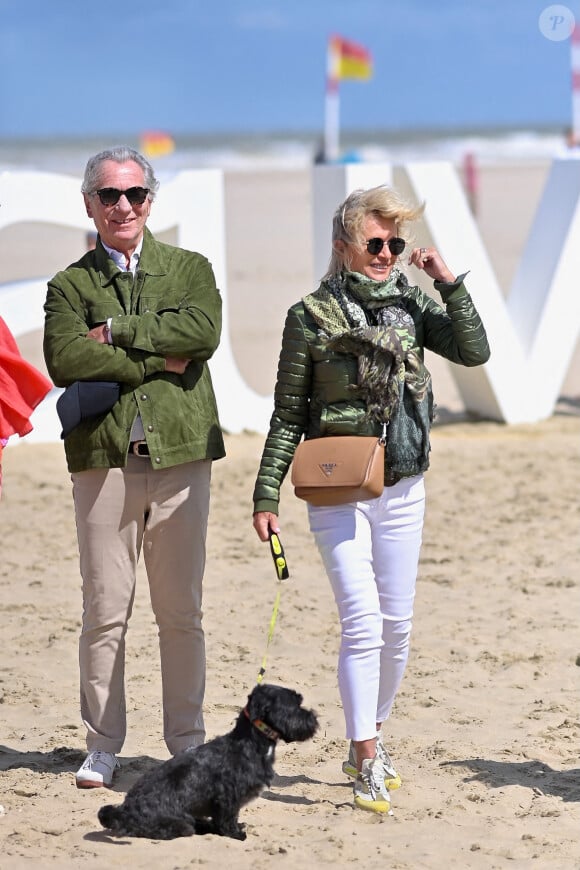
[291,430,386,506]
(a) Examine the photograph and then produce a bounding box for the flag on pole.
[323,35,372,163]
[139,130,175,159]
[330,35,373,82]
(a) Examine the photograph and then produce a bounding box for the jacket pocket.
[139,293,187,314]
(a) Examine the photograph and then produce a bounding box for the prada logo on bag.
[319,462,338,477]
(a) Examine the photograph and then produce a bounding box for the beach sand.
[0,164,579,868]
[1,418,579,869]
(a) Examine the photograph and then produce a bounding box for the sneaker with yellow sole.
[353,757,392,814]
[342,735,402,790]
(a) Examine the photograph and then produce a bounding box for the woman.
[252,184,490,814]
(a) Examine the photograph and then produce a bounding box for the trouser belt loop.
[129,440,149,456]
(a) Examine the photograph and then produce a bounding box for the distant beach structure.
[462,152,479,215]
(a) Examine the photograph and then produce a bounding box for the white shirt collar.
[101,237,143,275]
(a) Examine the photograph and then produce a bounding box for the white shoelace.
[376,740,397,777]
[361,759,385,798]
[83,751,116,769]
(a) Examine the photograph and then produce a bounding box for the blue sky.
[0,0,578,138]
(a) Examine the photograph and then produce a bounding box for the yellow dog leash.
[256,531,289,684]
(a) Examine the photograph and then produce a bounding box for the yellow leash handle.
[269,531,289,580]
[256,532,289,684]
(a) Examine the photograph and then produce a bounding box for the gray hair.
[324,184,425,278]
[81,146,160,200]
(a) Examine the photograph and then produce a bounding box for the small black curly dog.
[98,683,318,840]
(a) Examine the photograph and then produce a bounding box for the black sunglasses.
[94,187,150,207]
[366,237,406,256]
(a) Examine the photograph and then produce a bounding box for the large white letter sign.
[2,160,579,441]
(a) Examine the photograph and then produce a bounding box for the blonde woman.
[252,184,490,814]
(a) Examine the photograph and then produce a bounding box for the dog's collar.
[243,707,280,742]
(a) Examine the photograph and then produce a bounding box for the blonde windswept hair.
[324,184,425,279]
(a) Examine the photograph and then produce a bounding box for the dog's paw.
[222,822,247,841]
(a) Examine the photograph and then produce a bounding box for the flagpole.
[571,24,580,144]
[324,38,340,162]
[322,35,372,162]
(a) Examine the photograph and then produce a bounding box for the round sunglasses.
[94,187,150,207]
[366,237,406,256]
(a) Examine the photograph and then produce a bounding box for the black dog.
[98,683,318,840]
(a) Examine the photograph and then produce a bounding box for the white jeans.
[308,475,425,742]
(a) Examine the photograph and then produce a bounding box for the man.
[43,146,225,788]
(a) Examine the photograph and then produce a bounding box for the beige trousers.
[72,456,211,755]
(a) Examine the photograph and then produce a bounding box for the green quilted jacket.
[253,275,490,514]
[44,227,225,473]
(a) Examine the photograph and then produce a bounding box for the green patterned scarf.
[303,269,433,473]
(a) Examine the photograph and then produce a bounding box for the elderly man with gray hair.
[44,146,225,788]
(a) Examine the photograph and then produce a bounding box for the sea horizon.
[0,123,567,174]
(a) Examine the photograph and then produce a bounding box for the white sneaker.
[342,735,402,790]
[75,751,119,789]
[353,756,392,814]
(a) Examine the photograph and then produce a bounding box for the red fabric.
[0,317,53,439]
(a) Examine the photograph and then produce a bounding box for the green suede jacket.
[43,227,225,473]
[253,275,490,514]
